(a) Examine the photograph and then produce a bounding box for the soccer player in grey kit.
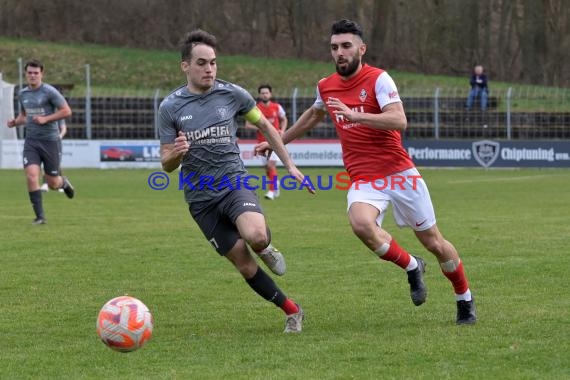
[6,59,75,225]
[158,30,311,333]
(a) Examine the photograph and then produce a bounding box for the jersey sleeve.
[375,72,402,110]
[231,84,257,115]
[158,99,177,144]
[47,85,67,109]
[277,104,286,118]
[313,85,326,110]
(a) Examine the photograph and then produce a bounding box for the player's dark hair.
[258,84,272,93]
[180,29,217,62]
[24,59,44,72]
[330,19,364,39]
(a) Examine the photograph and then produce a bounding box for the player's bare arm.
[254,114,295,169]
[283,106,326,144]
[32,104,72,125]
[252,112,315,194]
[326,98,407,131]
[7,112,27,128]
[254,106,326,157]
[244,120,258,130]
[160,131,190,172]
[59,121,68,139]
[279,114,288,135]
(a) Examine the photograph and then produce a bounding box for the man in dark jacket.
[466,65,488,111]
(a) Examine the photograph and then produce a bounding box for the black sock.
[245,267,286,307]
[29,190,44,219]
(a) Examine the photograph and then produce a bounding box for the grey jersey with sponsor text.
[19,83,67,141]
[158,79,256,203]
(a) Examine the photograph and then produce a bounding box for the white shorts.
[346,167,436,231]
[260,152,281,166]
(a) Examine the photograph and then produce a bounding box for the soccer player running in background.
[6,59,75,225]
[158,30,312,333]
[245,84,288,200]
[256,19,476,325]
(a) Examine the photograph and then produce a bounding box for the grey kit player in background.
[6,59,75,225]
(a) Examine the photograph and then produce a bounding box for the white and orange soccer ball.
[96,295,153,352]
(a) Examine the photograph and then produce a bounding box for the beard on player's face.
[335,55,361,77]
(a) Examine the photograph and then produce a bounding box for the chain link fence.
[9,63,570,141]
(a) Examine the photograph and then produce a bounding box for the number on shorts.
[209,237,219,249]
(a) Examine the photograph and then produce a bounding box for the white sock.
[455,289,472,301]
[374,242,390,256]
[406,256,418,272]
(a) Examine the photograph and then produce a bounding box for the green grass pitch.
[0,167,568,379]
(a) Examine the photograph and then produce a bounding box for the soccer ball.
[96,295,153,352]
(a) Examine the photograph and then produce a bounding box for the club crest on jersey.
[359,89,367,102]
[216,106,229,121]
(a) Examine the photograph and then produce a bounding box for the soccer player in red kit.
[255,19,476,324]
[246,84,288,200]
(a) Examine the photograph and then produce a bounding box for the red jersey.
[316,64,414,180]
[256,101,286,142]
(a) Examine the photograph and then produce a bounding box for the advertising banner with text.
[1,139,569,169]
[403,140,570,168]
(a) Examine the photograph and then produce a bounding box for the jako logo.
[243,202,257,207]
[180,115,193,121]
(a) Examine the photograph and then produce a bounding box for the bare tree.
[0,0,566,86]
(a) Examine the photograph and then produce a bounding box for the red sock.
[280,298,299,315]
[377,239,412,270]
[267,168,277,191]
[442,261,469,294]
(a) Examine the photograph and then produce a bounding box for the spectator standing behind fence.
[466,65,488,112]
[6,59,75,225]
[245,84,288,200]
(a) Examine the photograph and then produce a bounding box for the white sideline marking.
[448,175,550,184]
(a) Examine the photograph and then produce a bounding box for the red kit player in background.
[256,19,476,324]
[246,84,288,200]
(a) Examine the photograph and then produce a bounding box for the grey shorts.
[23,138,62,176]
[190,189,264,255]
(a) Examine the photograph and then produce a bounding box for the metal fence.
[10,63,570,141]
